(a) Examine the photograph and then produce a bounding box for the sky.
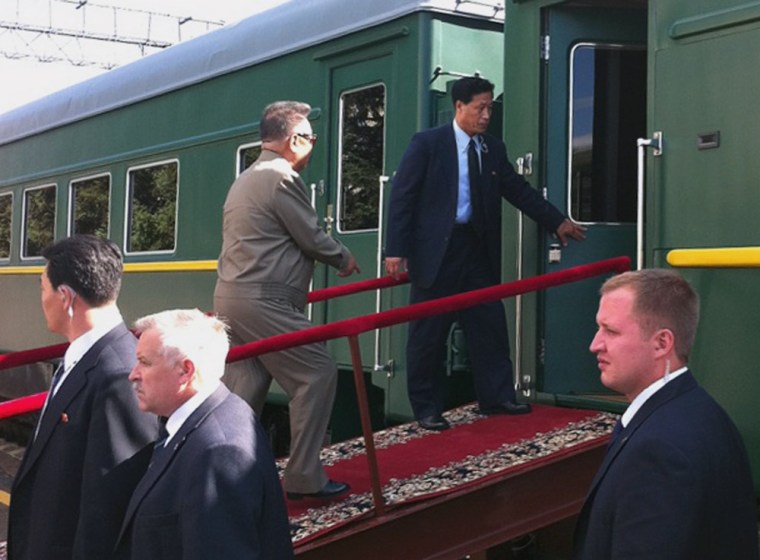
[0,0,290,115]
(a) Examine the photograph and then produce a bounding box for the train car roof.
[0,0,503,147]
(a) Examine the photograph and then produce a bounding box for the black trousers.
[406,225,517,420]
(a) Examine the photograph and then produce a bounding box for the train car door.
[538,6,646,402]
[319,54,394,371]
[648,0,760,488]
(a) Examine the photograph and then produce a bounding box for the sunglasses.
[294,132,318,144]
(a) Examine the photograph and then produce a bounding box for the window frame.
[336,81,387,235]
[0,191,13,262]
[566,41,646,225]
[236,141,263,177]
[68,171,112,238]
[21,183,57,261]
[123,159,180,256]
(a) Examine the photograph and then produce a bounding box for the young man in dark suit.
[385,76,585,431]
[575,269,758,559]
[8,234,157,560]
[114,309,293,560]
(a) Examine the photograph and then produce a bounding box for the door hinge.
[540,35,550,61]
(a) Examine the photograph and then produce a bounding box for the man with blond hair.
[575,269,757,559]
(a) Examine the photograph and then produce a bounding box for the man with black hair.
[385,76,585,431]
[8,234,157,560]
[214,101,360,500]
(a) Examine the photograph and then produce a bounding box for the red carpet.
[281,403,617,546]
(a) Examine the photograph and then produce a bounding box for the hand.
[338,255,361,277]
[555,219,587,246]
[384,257,407,279]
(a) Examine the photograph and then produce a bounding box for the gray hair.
[260,100,311,142]
[133,309,230,388]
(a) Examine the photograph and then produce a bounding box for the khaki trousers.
[214,294,337,494]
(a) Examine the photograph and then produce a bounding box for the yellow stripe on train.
[0,260,218,275]
[667,247,760,268]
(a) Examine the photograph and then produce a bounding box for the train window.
[569,43,646,224]
[337,83,386,232]
[22,185,56,259]
[125,161,178,254]
[0,193,11,259]
[70,174,110,238]
[237,142,262,175]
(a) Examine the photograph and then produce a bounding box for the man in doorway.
[574,269,758,559]
[214,101,360,499]
[385,76,585,431]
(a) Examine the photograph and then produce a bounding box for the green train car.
[503,0,760,493]
[2,0,760,498]
[0,0,505,438]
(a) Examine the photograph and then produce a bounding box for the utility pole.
[0,0,225,69]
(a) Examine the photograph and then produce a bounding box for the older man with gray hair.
[113,309,292,560]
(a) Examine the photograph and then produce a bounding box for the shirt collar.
[63,308,124,373]
[452,120,481,154]
[621,366,688,427]
[163,381,221,446]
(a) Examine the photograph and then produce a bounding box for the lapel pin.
[60,413,69,424]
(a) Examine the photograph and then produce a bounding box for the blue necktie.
[50,363,65,395]
[608,418,623,449]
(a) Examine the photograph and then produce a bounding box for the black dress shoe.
[286,479,350,500]
[418,415,451,431]
[479,402,532,415]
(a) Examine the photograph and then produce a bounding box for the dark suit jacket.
[574,371,758,559]
[113,384,293,560]
[8,323,157,560]
[385,123,565,288]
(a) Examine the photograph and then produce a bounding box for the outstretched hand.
[556,219,587,246]
[338,255,361,277]
[384,256,406,279]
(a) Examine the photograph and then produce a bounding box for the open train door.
[506,3,647,406]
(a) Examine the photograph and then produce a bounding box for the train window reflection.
[338,83,385,232]
[569,44,645,223]
[22,185,56,259]
[0,193,11,259]
[237,143,262,175]
[70,174,110,238]
[126,161,178,254]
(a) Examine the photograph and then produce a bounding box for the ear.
[57,285,74,305]
[653,328,675,357]
[177,358,195,383]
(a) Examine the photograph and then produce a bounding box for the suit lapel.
[442,125,459,203]
[16,325,132,483]
[585,371,697,497]
[117,385,230,544]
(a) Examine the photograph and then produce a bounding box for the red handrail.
[0,257,628,417]
[0,273,411,371]
[0,256,630,522]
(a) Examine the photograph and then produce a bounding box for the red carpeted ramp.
[284,403,617,553]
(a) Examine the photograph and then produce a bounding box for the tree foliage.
[340,85,385,231]
[128,163,177,252]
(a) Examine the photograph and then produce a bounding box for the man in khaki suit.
[214,101,360,499]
